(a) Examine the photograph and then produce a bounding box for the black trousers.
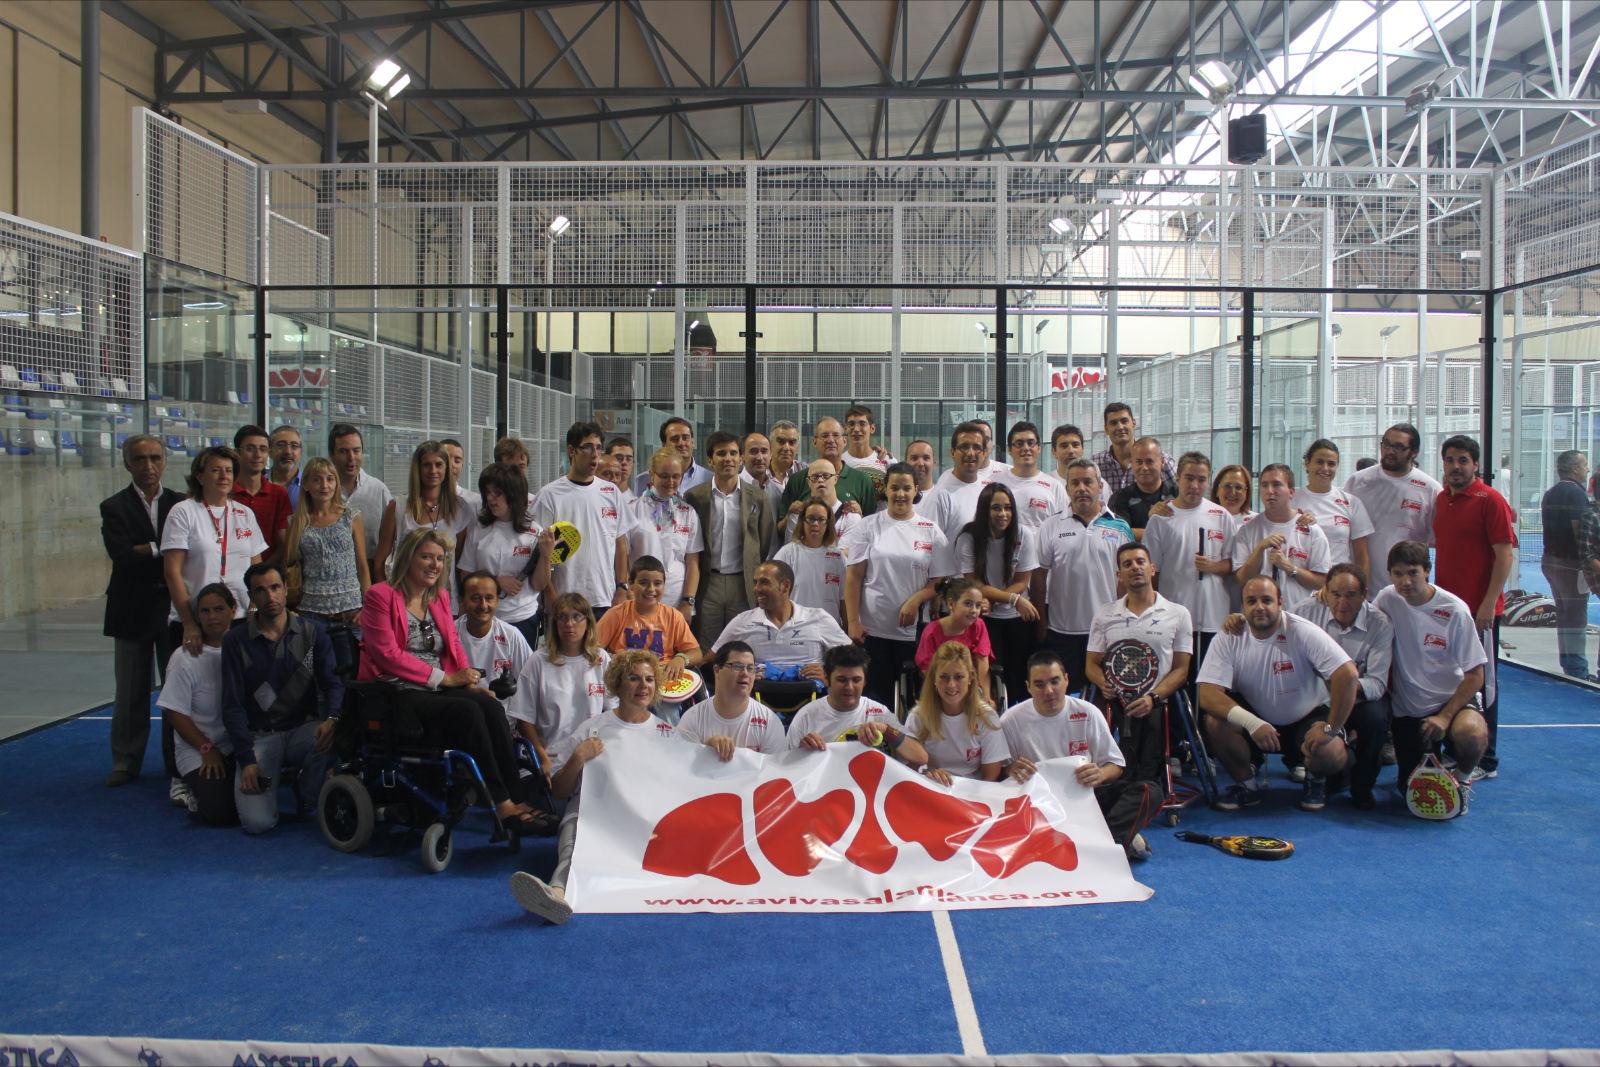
[986,614,1036,707]
[1345,698,1390,798]
[111,623,178,777]
[1042,630,1090,696]
[392,688,522,806]
[182,756,240,827]
[1096,780,1163,848]
[863,634,917,711]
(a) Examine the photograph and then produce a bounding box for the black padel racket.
[1102,638,1160,703]
[1176,830,1294,860]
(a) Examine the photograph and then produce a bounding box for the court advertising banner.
[568,735,1154,914]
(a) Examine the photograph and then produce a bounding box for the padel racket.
[1176,830,1294,860]
[1102,638,1160,703]
[548,521,581,567]
[656,668,703,704]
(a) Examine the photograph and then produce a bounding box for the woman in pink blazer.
[360,528,541,831]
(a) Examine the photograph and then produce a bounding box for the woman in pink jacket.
[359,527,541,831]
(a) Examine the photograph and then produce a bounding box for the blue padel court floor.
[2,665,1598,1062]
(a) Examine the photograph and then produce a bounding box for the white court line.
[1500,723,1600,729]
[931,910,986,1058]
[75,716,113,721]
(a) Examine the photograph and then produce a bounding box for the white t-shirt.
[629,491,703,607]
[157,644,231,776]
[1036,511,1132,635]
[1374,586,1488,719]
[160,498,267,619]
[784,498,861,543]
[787,696,897,748]
[455,616,536,723]
[522,648,615,770]
[344,469,394,560]
[773,541,847,624]
[712,603,851,668]
[954,525,1040,620]
[1086,594,1195,696]
[569,708,679,796]
[904,708,1010,777]
[1143,500,1235,632]
[532,476,627,609]
[919,470,994,547]
[675,697,788,754]
[841,511,952,640]
[1001,697,1124,766]
[1229,513,1332,612]
[396,497,475,556]
[1292,485,1375,567]
[991,469,1068,527]
[457,519,543,623]
[1195,612,1353,726]
[1344,464,1443,596]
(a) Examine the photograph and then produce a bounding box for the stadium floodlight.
[1048,216,1072,236]
[548,215,571,237]
[367,58,404,94]
[1187,60,1235,105]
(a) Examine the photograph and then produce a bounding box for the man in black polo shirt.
[1542,450,1594,680]
[1110,436,1177,540]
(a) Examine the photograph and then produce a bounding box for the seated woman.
[357,527,544,833]
[904,642,1010,784]
[595,554,701,686]
[158,582,241,826]
[509,649,679,925]
[516,592,615,779]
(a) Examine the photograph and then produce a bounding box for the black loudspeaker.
[1228,115,1267,164]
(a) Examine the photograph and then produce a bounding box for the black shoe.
[1212,783,1263,812]
[105,767,136,787]
[1298,776,1327,812]
[1350,789,1376,811]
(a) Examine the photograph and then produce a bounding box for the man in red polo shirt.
[1432,434,1516,780]
[231,425,293,553]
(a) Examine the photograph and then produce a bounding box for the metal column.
[80,0,100,239]
[742,287,759,435]
[994,288,1009,436]
[1240,291,1256,474]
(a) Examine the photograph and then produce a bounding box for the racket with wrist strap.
[835,723,905,751]
[1102,638,1160,704]
[1176,830,1294,860]
[521,520,582,580]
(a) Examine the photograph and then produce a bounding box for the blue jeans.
[234,719,328,835]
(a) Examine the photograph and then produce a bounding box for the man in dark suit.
[101,435,185,787]
[685,431,775,648]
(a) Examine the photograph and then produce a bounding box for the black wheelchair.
[316,669,555,873]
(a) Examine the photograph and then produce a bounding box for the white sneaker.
[168,778,192,808]
[510,871,573,924]
[1467,766,1496,783]
[1288,765,1307,783]
[1125,833,1152,862]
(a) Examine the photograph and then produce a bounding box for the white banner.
[569,736,1153,913]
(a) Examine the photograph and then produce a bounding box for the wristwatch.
[1323,724,1347,742]
[199,741,214,755]
[685,595,697,606]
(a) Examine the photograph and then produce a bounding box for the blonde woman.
[516,591,615,779]
[396,440,473,556]
[281,457,369,621]
[511,648,677,925]
[904,642,1009,784]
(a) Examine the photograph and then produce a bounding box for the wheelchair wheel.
[318,774,375,853]
[420,821,453,873]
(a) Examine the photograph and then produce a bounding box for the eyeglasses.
[1010,440,1039,450]
[573,443,603,454]
[720,662,760,675]
[954,443,985,454]
[1379,440,1414,452]
[808,473,836,482]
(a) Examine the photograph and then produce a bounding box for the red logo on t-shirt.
[1409,478,1428,489]
[1401,499,1423,512]
[965,746,982,763]
[655,722,674,735]
[601,506,618,519]
[674,523,692,535]
[1028,498,1049,511]
[1207,530,1227,543]
[912,541,934,553]
[1333,516,1351,527]
[1069,708,1088,721]
[494,657,512,673]
[587,682,606,696]
[1272,660,1295,674]
[1424,634,1448,649]
[1432,608,1453,620]
[1068,740,1089,756]
[512,545,532,557]
[752,714,769,729]
[824,573,842,585]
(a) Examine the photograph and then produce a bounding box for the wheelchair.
[750,664,828,726]
[316,671,551,873]
[1082,682,1218,825]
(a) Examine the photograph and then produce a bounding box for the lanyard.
[208,504,231,576]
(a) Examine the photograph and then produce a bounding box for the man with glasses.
[1344,423,1442,600]
[971,419,1012,478]
[675,642,788,759]
[533,422,631,610]
[921,422,995,546]
[231,425,293,553]
[268,425,303,508]
[993,421,1067,527]
[780,416,878,521]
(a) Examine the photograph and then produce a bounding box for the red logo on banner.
[641,749,1080,886]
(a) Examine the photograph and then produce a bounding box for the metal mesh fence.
[137,111,259,284]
